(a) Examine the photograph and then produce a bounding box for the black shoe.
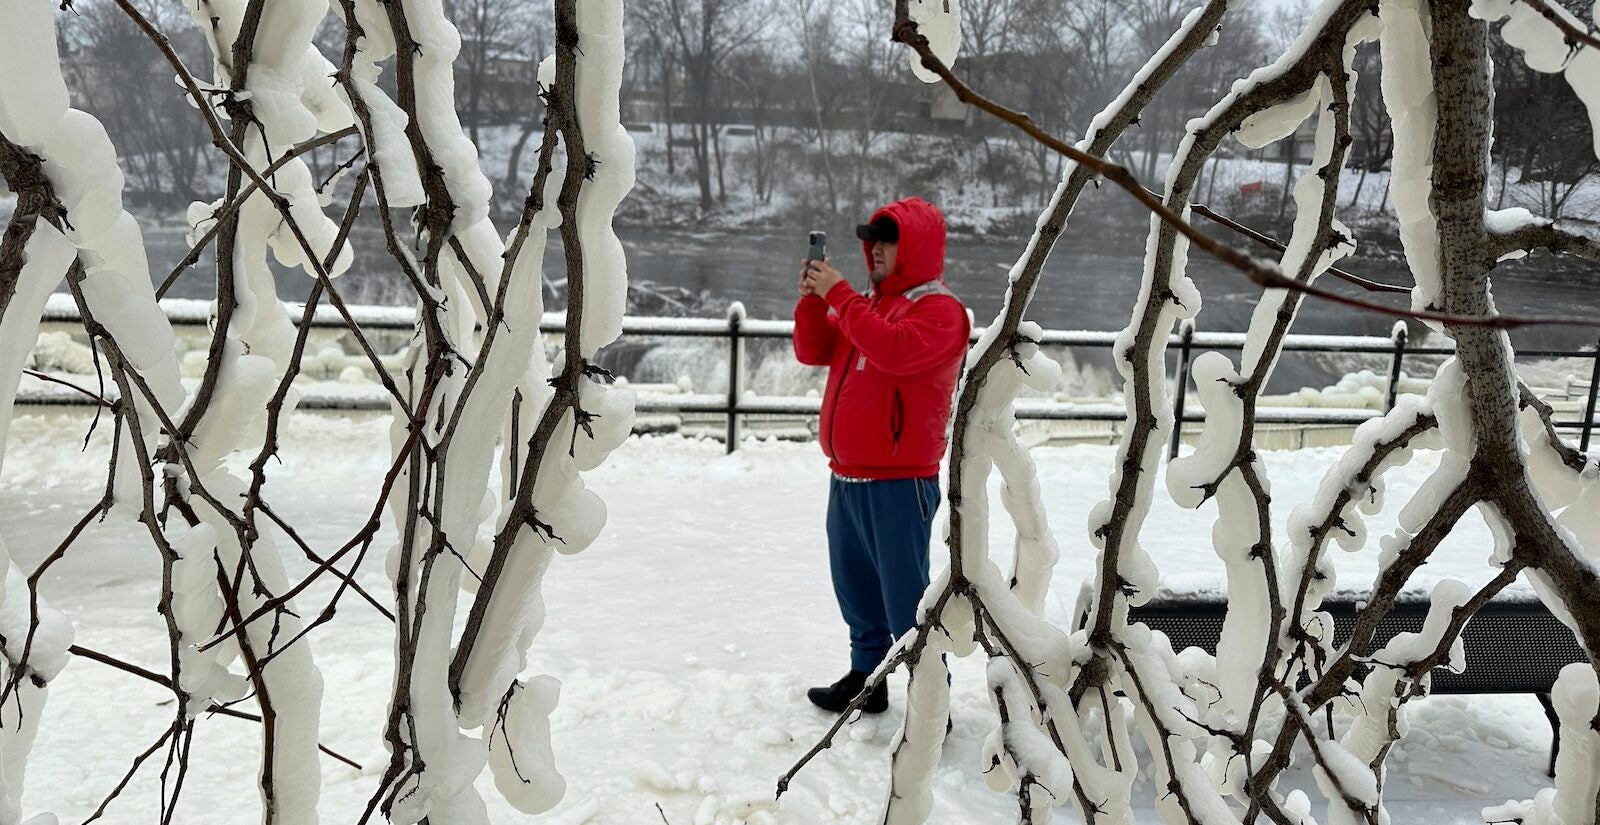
[807,670,889,714]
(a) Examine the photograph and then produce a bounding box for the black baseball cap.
[855,216,899,243]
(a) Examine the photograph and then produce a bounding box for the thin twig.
[21,368,115,407]
[67,645,362,769]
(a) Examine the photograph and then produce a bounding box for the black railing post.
[726,302,744,454]
[1385,322,1408,413]
[1169,320,1195,460]
[1582,338,1600,453]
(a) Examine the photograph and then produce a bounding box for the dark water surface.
[73,212,1600,391]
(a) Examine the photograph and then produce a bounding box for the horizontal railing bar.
[18,384,1599,431]
[41,294,1598,359]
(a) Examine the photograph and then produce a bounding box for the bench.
[1072,588,1588,776]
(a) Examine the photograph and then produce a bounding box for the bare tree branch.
[891,6,1600,330]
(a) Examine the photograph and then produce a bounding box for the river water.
[86,216,1600,394]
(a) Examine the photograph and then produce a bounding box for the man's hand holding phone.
[801,258,844,296]
[799,229,843,297]
[797,258,817,297]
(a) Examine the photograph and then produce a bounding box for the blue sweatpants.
[826,475,941,672]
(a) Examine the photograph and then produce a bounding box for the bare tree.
[793,0,842,215]
[0,0,637,822]
[836,0,902,220]
[636,0,766,214]
[724,49,785,206]
[1346,42,1391,208]
[451,0,536,148]
[783,3,1600,825]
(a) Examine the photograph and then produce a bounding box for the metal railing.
[28,296,1600,454]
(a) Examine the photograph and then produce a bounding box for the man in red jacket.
[793,196,969,714]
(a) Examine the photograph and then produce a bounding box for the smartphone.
[807,231,826,263]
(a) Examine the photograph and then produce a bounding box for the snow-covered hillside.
[478,122,1600,238]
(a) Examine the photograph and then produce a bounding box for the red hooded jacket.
[793,197,970,479]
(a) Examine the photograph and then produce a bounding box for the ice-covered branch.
[1164,50,1367,763]
[1281,400,1440,665]
[157,125,360,299]
[447,0,635,724]
[1246,471,1483,812]
[1086,0,1376,659]
[1520,385,1591,475]
[1513,0,1600,50]
[1487,218,1600,264]
[0,3,194,815]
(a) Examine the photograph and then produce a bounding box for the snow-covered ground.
[0,410,1560,824]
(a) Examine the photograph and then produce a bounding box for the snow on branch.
[1475,0,1600,159]
[785,0,1600,821]
[0,2,195,815]
[1486,214,1600,263]
[6,0,632,819]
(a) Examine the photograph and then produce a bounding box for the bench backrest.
[1090,597,1586,695]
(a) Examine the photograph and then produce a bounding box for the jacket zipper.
[824,345,858,457]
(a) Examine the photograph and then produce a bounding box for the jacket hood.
[862,197,946,296]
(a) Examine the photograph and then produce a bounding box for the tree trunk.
[1429,0,1600,661]
[688,61,713,213]
[1276,135,1297,222]
[504,117,539,193]
[713,125,726,205]
[694,118,713,213]
[1350,167,1368,209]
[750,126,764,201]
[662,54,675,176]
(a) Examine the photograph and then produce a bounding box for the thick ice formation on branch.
[471,1,638,809]
[0,0,184,510]
[353,0,636,819]
[0,224,77,825]
[0,5,191,822]
[1380,0,1446,318]
[1283,394,1439,628]
[905,0,962,84]
[1472,0,1600,157]
[334,0,425,205]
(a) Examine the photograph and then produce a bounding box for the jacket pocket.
[889,388,905,456]
[915,476,940,522]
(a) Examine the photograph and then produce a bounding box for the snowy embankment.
[1,410,1557,823]
[475,121,1600,237]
